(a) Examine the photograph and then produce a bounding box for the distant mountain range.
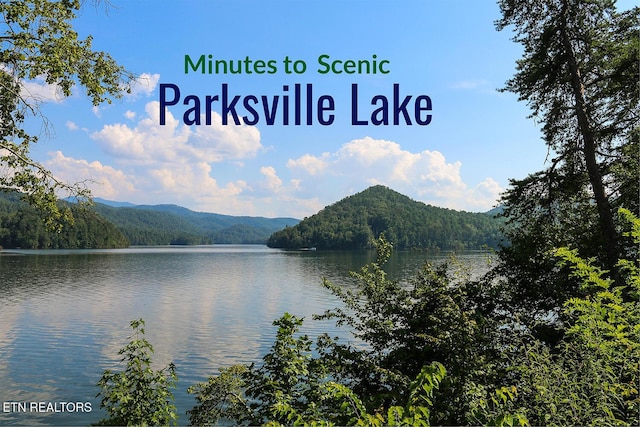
[91,197,138,208]
[1,188,504,250]
[90,200,299,245]
[0,193,298,248]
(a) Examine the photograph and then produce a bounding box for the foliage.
[96,319,178,426]
[0,0,132,226]
[0,191,298,248]
[0,193,128,248]
[93,1,639,424]
[487,208,640,426]
[466,384,528,427]
[189,215,639,425]
[94,202,298,245]
[188,311,451,427]
[187,365,251,426]
[267,185,504,250]
[314,235,507,424]
[321,362,447,427]
[188,313,340,426]
[493,0,639,337]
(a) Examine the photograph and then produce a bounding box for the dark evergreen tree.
[494,0,639,325]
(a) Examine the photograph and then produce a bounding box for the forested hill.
[92,202,299,246]
[0,192,129,249]
[0,193,299,249]
[267,185,504,250]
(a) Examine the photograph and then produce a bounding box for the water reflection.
[0,245,491,425]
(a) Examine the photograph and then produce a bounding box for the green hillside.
[93,203,299,245]
[267,185,504,250]
[0,193,299,248]
[0,194,129,249]
[0,188,502,250]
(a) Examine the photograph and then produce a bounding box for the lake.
[0,245,492,425]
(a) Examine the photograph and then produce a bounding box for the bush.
[95,319,178,426]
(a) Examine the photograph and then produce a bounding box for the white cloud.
[148,162,246,196]
[20,76,64,104]
[91,101,262,165]
[126,73,160,99]
[45,151,253,211]
[260,166,283,193]
[45,151,136,200]
[44,136,502,217]
[52,96,501,217]
[286,153,329,176]
[191,111,262,162]
[66,121,79,131]
[451,79,490,90]
[49,101,265,213]
[286,136,503,212]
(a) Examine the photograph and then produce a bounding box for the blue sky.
[21,0,634,218]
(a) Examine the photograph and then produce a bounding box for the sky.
[20,0,634,219]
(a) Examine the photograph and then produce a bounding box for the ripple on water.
[0,247,491,425]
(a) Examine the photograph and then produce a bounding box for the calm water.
[0,245,491,426]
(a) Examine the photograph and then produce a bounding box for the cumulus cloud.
[148,162,247,197]
[287,136,503,211]
[45,134,501,217]
[45,151,253,211]
[45,151,136,200]
[51,94,501,216]
[260,166,283,193]
[91,101,262,165]
[48,101,264,212]
[146,161,252,214]
[286,153,329,176]
[190,111,262,162]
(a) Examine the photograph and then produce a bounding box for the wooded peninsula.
[267,185,503,250]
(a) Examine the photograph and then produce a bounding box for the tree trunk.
[560,0,619,280]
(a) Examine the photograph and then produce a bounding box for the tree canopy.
[267,185,504,251]
[0,0,132,226]
[0,192,128,248]
[494,0,639,324]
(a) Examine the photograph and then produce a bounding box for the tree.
[266,185,503,251]
[96,319,178,426]
[188,313,346,426]
[502,208,640,425]
[314,236,506,425]
[494,0,639,323]
[0,0,132,226]
[187,311,452,427]
[188,238,528,426]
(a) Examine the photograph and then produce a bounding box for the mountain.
[92,197,138,208]
[0,192,299,248]
[93,202,299,245]
[267,185,504,251]
[0,194,129,249]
